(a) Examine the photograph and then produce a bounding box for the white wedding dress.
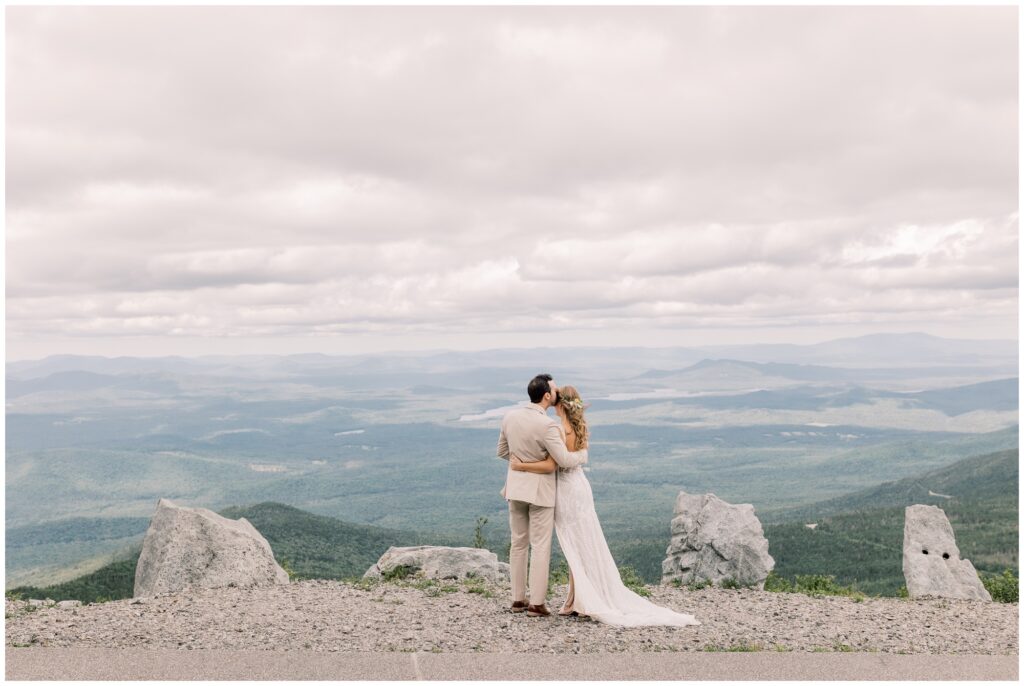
[554,456,701,627]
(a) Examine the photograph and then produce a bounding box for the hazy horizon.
[5,329,1020,365]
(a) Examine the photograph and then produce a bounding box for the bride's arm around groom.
[497,415,587,469]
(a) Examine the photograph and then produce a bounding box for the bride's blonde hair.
[557,385,589,450]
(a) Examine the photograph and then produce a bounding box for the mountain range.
[7,446,1016,602]
[6,332,1017,595]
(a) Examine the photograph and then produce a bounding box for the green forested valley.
[7,449,1017,603]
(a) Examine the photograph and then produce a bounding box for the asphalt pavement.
[4,647,1018,681]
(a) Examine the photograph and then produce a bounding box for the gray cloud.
[5,6,1018,358]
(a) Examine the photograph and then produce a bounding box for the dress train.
[554,463,700,627]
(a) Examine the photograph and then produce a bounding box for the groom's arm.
[496,424,510,461]
[542,422,588,468]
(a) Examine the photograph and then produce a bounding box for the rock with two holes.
[902,504,991,601]
[133,498,289,598]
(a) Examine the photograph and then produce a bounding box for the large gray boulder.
[364,546,510,583]
[903,504,991,601]
[134,498,289,598]
[661,491,774,589]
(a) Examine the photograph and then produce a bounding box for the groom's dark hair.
[528,374,553,403]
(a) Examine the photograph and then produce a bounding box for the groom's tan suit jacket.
[496,403,587,507]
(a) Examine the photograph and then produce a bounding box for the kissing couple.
[496,373,700,627]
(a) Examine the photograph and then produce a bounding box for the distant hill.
[215,501,467,579]
[9,332,1017,380]
[5,515,152,588]
[5,370,179,399]
[640,357,1017,388]
[901,379,1019,416]
[6,502,468,603]
[707,332,1018,369]
[636,358,864,383]
[630,359,1017,412]
[6,516,151,547]
[762,448,1019,522]
[629,359,801,391]
[760,449,1018,595]
[592,376,1018,418]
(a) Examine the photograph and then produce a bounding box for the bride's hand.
[509,455,526,471]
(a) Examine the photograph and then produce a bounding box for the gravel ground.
[5,578,1018,655]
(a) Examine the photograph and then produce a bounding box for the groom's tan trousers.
[508,499,554,606]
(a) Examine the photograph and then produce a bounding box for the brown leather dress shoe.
[526,604,551,617]
[510,600,528,613]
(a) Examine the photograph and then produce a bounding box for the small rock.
[364,546,510,583]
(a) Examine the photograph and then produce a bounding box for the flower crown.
[560,397,585,410]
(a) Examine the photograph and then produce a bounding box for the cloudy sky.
[5,6,1018,361]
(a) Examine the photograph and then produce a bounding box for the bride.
[509,385,700,628]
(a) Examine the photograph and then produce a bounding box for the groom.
[496,373,588,617]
